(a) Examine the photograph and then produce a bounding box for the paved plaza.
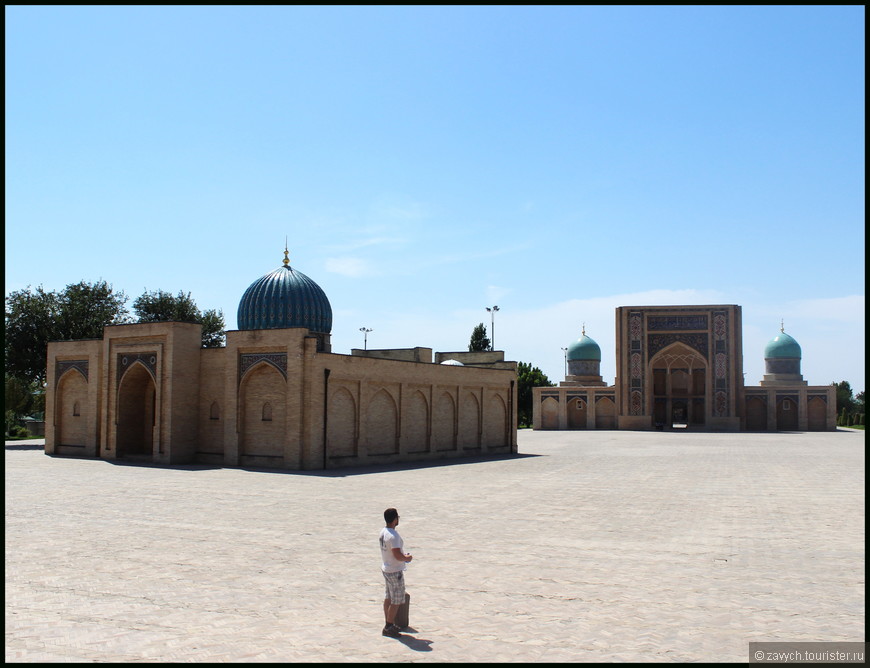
[5,429,865,663]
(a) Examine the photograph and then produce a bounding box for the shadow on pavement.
[396,634,433,652]
[34,449,541,477]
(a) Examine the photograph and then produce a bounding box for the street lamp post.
[359,327,372,350]
[485,305,499,351]
[562,347,568,378]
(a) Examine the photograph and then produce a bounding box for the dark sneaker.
[382,624,401,638]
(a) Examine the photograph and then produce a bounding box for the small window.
[209,401,220,420]
[262,402,272,421]
[783,400,791,411]
[72,402,81,417]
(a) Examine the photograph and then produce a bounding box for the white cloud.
[324,257,376,278]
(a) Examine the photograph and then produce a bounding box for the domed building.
[44,248,518,469]
[743,323,834,430]
[565,327,605,386]
[536,326,616,430]
[761,325,803,383]
[534,306,835,432]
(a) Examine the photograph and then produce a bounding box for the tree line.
[5,280,224,435]
[834,381,865,427]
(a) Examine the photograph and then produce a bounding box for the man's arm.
[391,547,412,563]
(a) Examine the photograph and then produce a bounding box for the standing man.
[379,507,413,637]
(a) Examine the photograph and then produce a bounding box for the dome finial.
[582,322,586,336]
[780,318,784,333]
[283,237,290,267]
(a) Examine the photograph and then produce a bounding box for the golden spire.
[582,322,586,336]
[283,237,290,267]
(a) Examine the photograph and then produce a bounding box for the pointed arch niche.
[239,361,286,464]
[56,367,88,447]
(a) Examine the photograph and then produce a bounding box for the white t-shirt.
[379,527,406,573]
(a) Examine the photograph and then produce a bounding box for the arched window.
[72,402,81,417]
[210,401,220,420]
[262,402,273,421]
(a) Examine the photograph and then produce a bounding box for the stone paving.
[5,429,865,663]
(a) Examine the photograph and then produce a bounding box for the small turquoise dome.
[237,252,332,333]
[567,332,601,362]
[764,331,801,359]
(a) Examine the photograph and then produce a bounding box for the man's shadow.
[396,628,433,652]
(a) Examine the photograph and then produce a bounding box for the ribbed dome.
[567,333,601,361]
[764,331,801,359]
[237,258,332,333]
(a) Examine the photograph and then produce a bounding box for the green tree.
[468,323,490,352]
[517,361,555,428]
[834,380,856,417]
[132,289,225,348]
[4,374,43,436]
[5,374,34,419]
[5,281,129,385]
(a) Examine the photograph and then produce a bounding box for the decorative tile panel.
[55,360,89,387]
[712,310,729,416]
[239,352,288,382]
[647,315,708,330]
[117,353,157,383]
[629,312,644,415]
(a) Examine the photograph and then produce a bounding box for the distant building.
[45,249,517,469]
[533,305,836,432]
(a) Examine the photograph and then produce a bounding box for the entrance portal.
[117,363,156,457]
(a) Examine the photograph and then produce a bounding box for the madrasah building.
[45,249,518,470]
[533,305,837,432]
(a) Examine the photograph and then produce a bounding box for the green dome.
[764,331,801,359]
[567,333,601,362]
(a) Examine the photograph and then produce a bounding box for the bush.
[10,425,30,438]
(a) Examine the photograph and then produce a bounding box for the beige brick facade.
[46,323,517,469]
[533,305,836,432]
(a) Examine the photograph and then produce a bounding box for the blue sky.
[6,5,865,392]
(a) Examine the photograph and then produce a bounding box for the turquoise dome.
[764,331,801,359]
[567,333,601,361]
[237,255,332,333]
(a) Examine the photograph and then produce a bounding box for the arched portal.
[117,363,156,457]
[567,397,587,429]
[541,397,559,430]
[745,396,768,431]
[807,396,827,431]
[649,343,707,429]
[776,397,799,431]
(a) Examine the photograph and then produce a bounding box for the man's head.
[384,507,399,526]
